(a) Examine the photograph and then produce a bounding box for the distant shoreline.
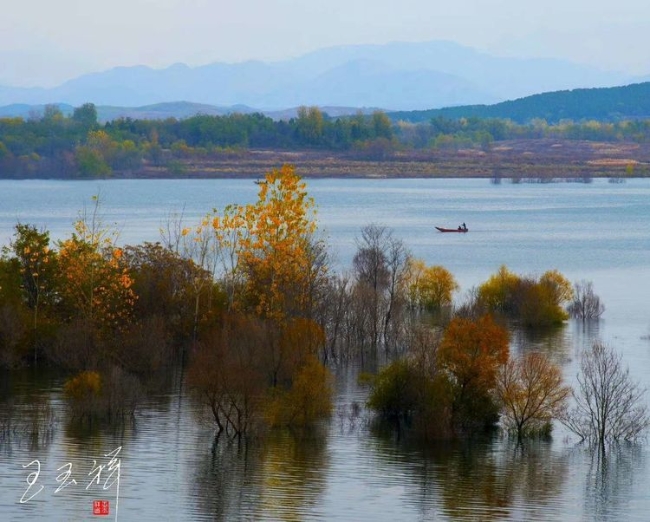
[111,139,650,180]
[2,139,649,180]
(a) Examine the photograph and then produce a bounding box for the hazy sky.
[2,0,649,87]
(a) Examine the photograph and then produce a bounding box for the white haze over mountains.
[3,0,650,86]
[0,41,641,112]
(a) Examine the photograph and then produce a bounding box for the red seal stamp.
[93,500,110,516]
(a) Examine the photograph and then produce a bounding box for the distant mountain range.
[0,40,640,111]
[4,80,650,125]
[0,101,381,122]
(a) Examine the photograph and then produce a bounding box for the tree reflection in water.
[583,443,645,521]
[367,434,569,521]
[191,427,329,521]
[0,370,57,453]
[510,323,573,364]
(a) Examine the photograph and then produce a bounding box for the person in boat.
[462,222,467,231]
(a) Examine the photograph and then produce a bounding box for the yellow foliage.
[57,236,136,329]
[265,355,333,428]
[64,370,102,401]
[477,265,520,313]
[408,259,458,310]
[477,266,572,326]
[211,164,324,321]
[540,269,574,304]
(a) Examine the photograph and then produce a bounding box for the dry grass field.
[129,139,650,180]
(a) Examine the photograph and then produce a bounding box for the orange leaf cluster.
[439,315,509,392]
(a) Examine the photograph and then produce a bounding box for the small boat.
[435,226,468,233]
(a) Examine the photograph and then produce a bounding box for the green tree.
[75,147,111,177]
[366,359,423,421]
[371,111,393,139]
[72,103,98,130]
[42,104,64,123]
[3,224,57,363]
[0,257,30,367]
[0,141,10,161]
[295,106,325,146]
[365,326,453,439]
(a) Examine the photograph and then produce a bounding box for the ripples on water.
[2,178,650,520]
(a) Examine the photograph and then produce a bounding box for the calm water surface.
[1,178,650,521]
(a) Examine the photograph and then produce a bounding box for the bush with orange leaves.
[367,315,509,439]
[438,314,510,434]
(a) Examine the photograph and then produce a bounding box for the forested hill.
[389,81,650,124]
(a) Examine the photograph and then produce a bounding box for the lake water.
[1,177,650,521]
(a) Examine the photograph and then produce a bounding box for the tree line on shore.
[2,103,650,178]
[0,165,643,447]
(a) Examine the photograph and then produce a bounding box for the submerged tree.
[365,325,452,439]
[496,352,570,441]
[188,314,267,438]
[563,341,649,446]
[2,224,57,363]
[477,266,573,326]
[54,196,137,369]
[352,223,410,352]
[567,280,605,320]
[438,314,510,433]
[188,165,333,438]
[407,259,459,312]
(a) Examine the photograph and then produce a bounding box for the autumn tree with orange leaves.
[53,197,137,371]
[57,212,136,330]
[366,315,509,439]
[438,315,510,433]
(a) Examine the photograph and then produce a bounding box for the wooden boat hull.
[435,226,468,233]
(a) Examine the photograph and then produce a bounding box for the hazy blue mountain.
[289,41,633,100]
[0,40,639,110]
[0,103,74,118]
[259,59,495,110]
[0,101,373,122]
[96,102,256,121]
